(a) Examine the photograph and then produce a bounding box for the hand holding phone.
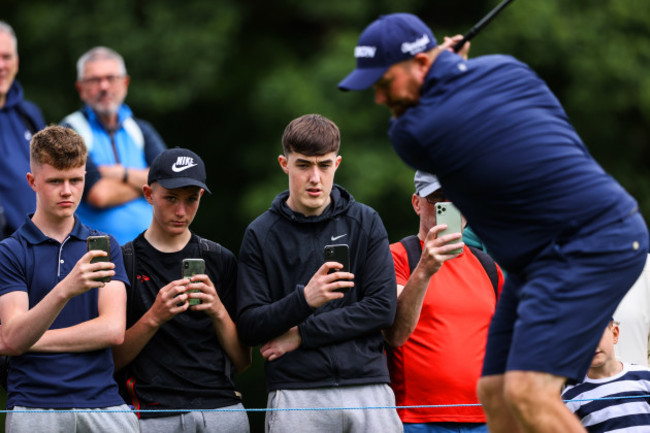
[435,202,464,255]
[87,235,111,283]
[182,258,205,305]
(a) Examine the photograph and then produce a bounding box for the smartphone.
[435,202,464,254]
[324,244,350,292]
[87,235,111,283]
[324,244,350,273]
[182,258,205,305]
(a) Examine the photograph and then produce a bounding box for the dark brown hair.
[281,114,340,156]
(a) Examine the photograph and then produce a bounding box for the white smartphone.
[435,202,463,254]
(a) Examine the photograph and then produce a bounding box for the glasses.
[81,75,125,86]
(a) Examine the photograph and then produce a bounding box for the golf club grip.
[452,0,516,52]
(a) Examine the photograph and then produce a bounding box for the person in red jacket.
[384,171,504,433]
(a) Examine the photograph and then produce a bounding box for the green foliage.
[2,1,650,431]
[477,0,650,215]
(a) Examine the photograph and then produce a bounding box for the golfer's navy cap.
[338,13,437,91]
[148,147,211,193]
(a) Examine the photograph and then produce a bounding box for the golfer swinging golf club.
[339,12,648,433]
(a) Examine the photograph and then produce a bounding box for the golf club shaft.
[452,0,516,52]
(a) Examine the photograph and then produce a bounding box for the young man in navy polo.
[0,125,138,432]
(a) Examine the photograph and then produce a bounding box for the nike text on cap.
[414,170,441,197]
[338,13,437,91]
[147,147,211,193]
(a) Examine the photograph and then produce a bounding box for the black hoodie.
[237,185,397,391]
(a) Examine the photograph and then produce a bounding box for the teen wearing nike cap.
[112,147,251,433]
[236,114,401,432]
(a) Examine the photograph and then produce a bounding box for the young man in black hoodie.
[237,114,402,432]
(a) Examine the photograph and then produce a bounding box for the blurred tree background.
[2,0,649,431]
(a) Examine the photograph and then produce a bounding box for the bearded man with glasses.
[61,46,166,244]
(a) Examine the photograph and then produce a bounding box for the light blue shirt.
[72,104,152,244]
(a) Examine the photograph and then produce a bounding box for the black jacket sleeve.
[236,227,314,347]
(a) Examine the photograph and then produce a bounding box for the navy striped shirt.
[562,362,650,432]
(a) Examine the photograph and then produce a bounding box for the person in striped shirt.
[562,319,650,432]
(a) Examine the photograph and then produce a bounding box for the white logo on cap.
[401,34,430,55]
[171,156,198,172]
[354,46,377,58]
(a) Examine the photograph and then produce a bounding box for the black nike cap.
[147,147,211,193]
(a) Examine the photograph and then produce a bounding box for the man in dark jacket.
[237,114,401,432]
[0,21,45,239]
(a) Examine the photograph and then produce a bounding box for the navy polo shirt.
[0,215,128,409]
[389,51,638,273]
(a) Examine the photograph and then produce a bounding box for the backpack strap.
[399,236,499,301]
[121,241,137,324]
[197,236,222,258]
[114,241,135,402]
[467,246,499,301]
[399,235,422,275]
[122,117,145,151]
[196,236,233,378]
[61,111,94,150]
[62,110,145,153]
[134,118,167,165]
